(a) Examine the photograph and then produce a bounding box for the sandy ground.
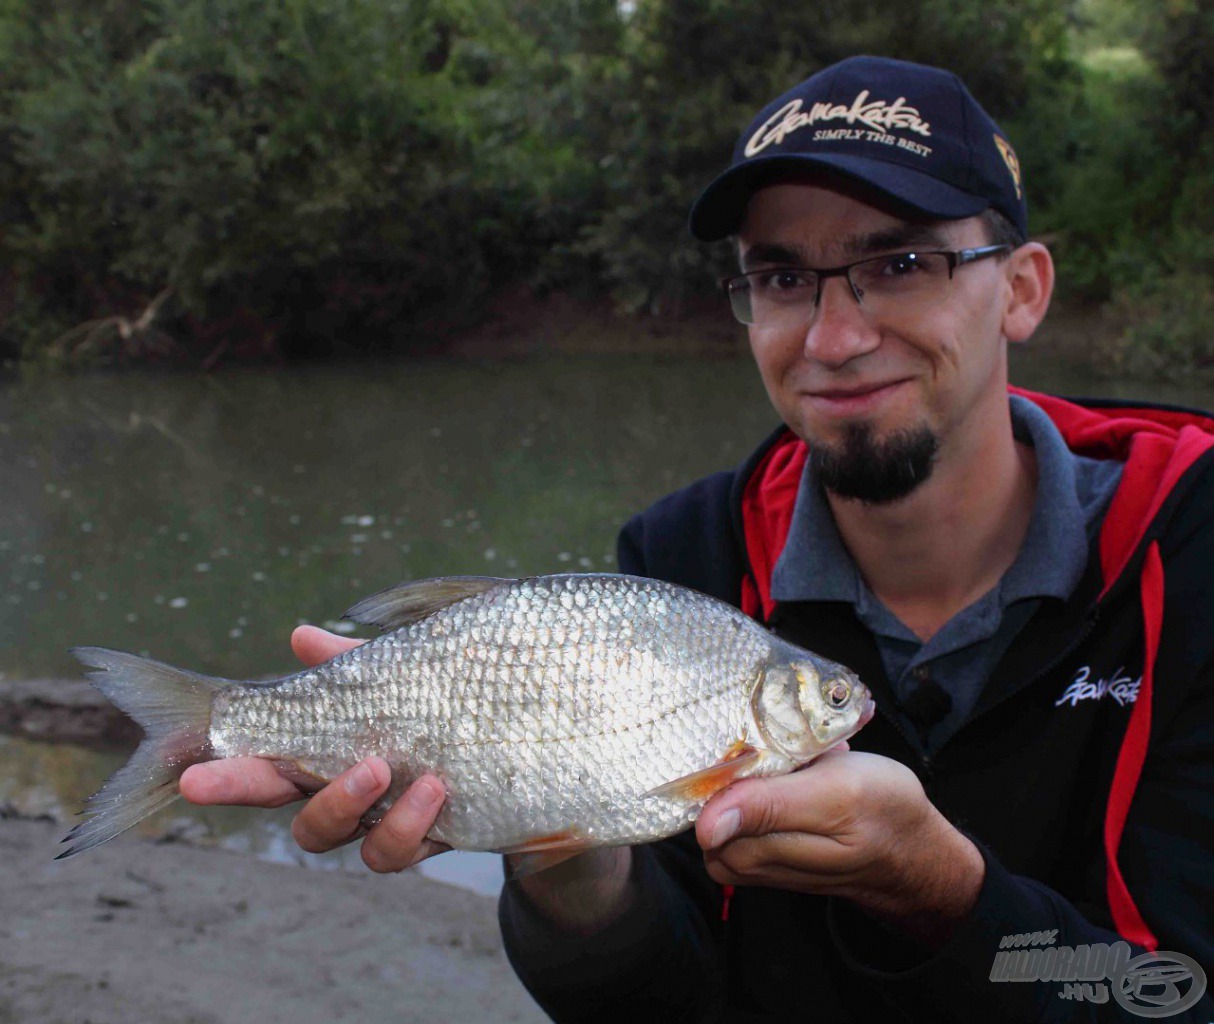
[0,680,549,1024]
[0,817,550,1024]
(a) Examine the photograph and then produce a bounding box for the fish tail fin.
[57,646,224,860]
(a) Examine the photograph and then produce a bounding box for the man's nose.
[802,275,880,368]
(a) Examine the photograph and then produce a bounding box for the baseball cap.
[689,55,1027,241]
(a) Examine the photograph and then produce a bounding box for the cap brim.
[688,153,989,241]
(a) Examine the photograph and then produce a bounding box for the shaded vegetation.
[0,0,1208,374]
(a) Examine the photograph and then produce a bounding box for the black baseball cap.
[689,55,1027,241]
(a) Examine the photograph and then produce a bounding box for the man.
[183,56,1214,1021]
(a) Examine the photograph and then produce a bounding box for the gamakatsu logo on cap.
[993,134,1022,199]
[744,91,932,158]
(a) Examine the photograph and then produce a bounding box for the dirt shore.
[0,816,549,1024]
[0,679,549,1024]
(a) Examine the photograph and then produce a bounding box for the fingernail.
[407,779,441,809]
[710,809,741,849]
[345,763,379,797]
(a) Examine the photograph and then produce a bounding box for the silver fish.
[60,574,873,863]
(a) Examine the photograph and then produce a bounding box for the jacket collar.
[734,387,1214,621]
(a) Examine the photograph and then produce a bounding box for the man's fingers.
[291,624,364,668]
[291,757,392,853]
[696,750,863,851]
[360,777,449,873]
[180,758,305,808]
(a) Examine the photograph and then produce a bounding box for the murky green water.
[1,355,777,682]
[4,347,1213,893]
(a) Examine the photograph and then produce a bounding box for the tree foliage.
[0,0,1207,372]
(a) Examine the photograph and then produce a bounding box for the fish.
[59,573,873,867]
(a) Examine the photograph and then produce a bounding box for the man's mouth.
[804,379,909,412]
[809,380,904,399]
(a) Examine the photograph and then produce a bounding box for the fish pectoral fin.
[343,576,515,631]
[498,830,594,879]
[643,743,761,803]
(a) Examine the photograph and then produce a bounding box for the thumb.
[695,744,853,851]
[695,778,784,851]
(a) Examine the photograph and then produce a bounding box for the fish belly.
[426,680,751,850]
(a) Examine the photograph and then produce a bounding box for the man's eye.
[879,253,923,276]
[756,269,812,292]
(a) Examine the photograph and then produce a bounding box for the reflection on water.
[4,349,1214,895]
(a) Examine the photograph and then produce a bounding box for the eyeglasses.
[720,245,1011,326]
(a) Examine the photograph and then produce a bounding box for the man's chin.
[809,423,940,505]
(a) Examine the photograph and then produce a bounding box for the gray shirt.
[770,395,1125,755]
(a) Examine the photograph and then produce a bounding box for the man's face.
[737,182,1013,503]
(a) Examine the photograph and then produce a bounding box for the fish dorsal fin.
[344,576,515,632]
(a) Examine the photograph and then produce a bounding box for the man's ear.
[1002,242,1054,344]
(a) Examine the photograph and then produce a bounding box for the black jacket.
[500,390,1214,1022]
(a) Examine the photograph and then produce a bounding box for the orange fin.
[498,829,593,879]
[643,743,761,803]
[270,760,333,794]
[504,849,588,878]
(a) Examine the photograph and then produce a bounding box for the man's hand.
[694,748,984,947]
[178,624,450,873]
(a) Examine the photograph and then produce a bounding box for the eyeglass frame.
[719,244,1013,325]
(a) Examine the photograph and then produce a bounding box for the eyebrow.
[855,224,952,254]
[740,223,954,270]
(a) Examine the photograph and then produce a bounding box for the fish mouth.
[857,697,876,729]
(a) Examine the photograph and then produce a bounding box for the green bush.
[0,0,605,361]
[0,0,1208,375]
[1052,0,1214,376]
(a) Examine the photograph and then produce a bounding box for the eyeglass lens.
[729,252,956,325]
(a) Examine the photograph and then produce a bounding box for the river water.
[3,346,1212,894]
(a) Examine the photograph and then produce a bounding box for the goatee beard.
[809,423,940,504]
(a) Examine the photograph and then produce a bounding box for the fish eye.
[825,680,851,707]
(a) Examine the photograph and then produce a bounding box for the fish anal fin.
[499,830,593,879]
[505,849,587,878]
[344,576,515,632]
[270,760,333,795]
[644,743,761,803]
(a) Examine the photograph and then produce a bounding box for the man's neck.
[827,426,1038,643]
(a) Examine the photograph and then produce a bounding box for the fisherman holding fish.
[171,56,1212,1021]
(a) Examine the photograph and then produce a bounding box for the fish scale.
[59,573,872,861]
[228,578,724,847]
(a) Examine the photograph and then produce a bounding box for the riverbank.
[0,815,547,1024]
[10,290,1125,371]
[0,676,136,749]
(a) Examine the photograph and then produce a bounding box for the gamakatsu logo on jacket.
[744,92,933,158]
[1055,665,1142,708]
